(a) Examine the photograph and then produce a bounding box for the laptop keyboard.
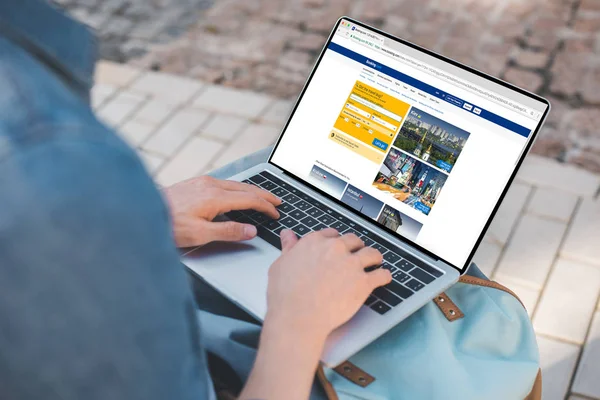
[225,171,443,315]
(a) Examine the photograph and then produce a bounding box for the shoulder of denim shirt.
[0,33,124,160]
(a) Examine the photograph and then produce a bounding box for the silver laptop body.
[182,17,550,367]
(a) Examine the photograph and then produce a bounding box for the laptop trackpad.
[182,237,281,321]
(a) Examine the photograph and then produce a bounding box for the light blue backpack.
[315,265,541,400]
[196,264,541,400]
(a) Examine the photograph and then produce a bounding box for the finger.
[218,179,282,205]
[280,229,299,253]
[202,220,257,242]
[220,191,280,219]
[365,268,393,289]
[353,246,384,269]
[314,227,341,238]
[338,233,364,252]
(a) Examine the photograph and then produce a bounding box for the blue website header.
[327,42,531,138]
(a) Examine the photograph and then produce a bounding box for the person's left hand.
[163,176,281,247]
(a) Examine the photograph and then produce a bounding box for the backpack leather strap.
[332,361,375,387]
[458,276,526,309]
[434,276,526,321]
[433,292,464,321]
[317,364,340,400]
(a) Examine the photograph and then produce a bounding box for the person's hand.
[265,228,392,342]
[163,176,281,247]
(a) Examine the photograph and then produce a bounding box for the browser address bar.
[348,33,537,120]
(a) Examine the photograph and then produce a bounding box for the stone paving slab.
[494,215,567,290]
[533,259,600,344]
[537,335,581,400]
[573,311,600,399]
[93,62,600,400]
[562,198,600,267]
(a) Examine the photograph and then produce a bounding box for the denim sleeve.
[0,131,213,400]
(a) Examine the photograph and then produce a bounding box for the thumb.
[280,229,299,253]
[366,268,392,290]
[203,221,257,242]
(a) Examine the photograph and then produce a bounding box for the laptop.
[182,17,550,367]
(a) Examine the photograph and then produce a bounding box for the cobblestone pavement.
[135,0,599,174]
[59,0,600,173]
[94,61,600,400]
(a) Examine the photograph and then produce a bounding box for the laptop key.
[257,226,282,250]
[362,237,375,247]
[250,213,271,224]
[260,171,282,185]
[297,192,313,202]
[317,215,336,225]
[405,279,425,292]
[345,220,359,229]
[282,193,301,204]
[364,295,377,306]
[331,221,349,232]
[295,200,312,211]
[272,226,284,235]
[344,228,362,237]
[276,202,295,213]
[272,187,288,197]
[381,262,397,273]
[248,175,266,184]
[226,210,242,219]
[303,196,324,208]
[292,224,311,237]
[357,227,372,237]
[371,243,388,254]
[259,181,277,191]
[383,252,400,264]
[313,223,328,231]
[264,219,282,231]
[289,209,307,220]
[335,214,355,227]
[370,301,391,315]
[384,280,414,299]
[300,216,319,228]
[392,271,411,284]
[279,216,298,228]
[324,208,345,221]
[236,215,253,224]
[307,207,325,218]
[396,259,414,272]
[409,268,435,284]
[373,287,402,306]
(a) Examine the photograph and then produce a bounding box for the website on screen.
[271,20,546,268]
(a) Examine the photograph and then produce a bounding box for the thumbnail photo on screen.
[376,204,423,241]
[373,147,448,215]
[394,107,470,173]
[340,184,384,220]
[307,164,349,198]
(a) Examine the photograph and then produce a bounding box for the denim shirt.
[0,1,213,399]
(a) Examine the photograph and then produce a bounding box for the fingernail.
[245,224,257,238]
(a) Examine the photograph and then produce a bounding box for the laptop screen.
[270,18,549,271]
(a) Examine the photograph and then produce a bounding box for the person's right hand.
[264,228,392,342]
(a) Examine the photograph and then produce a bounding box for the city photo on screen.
[393,107,471,173]
[376,204,423,241]
[373,147,449,216]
